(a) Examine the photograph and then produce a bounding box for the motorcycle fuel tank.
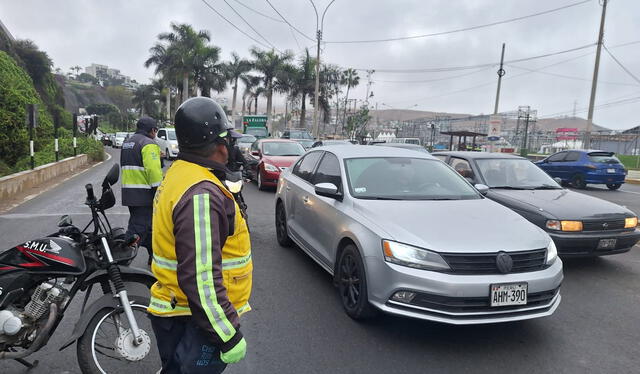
[0,237,86,275]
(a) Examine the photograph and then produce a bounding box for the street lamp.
[310,0,336,140]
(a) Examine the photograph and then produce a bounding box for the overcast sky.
[2,0,639,129]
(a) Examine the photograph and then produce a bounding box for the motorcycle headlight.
[264,163,279,172]
[546,240,558,265]
[382,240,450,271]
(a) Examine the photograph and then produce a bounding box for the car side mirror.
[315,183,342,201]
[160,135,166,140]
[553,177,562,185]
[474,183,490,196]
[251,150,260,157]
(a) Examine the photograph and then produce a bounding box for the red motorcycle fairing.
[0,237,86,275]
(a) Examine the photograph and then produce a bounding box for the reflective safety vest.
[148,160,252,319]
[120,133,163,206]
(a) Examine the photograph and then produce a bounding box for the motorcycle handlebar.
[85,183,95,201]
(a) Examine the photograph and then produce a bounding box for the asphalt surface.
[1,149,639,373]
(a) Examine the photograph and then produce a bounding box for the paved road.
[1,150,639,373]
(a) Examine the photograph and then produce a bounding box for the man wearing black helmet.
[148,97,252,373]
[120,117,162,265]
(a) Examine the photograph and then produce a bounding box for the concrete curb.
[1,151,113,213]
[625,179,640,185]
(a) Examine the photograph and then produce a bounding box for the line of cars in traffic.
[241,138,639,326]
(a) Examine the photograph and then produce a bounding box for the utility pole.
[493,43,506,115]
[585,0,608,149]
[311,0,336,140]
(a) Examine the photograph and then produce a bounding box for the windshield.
[588,152,620,164]
[262,142,305,156]
[116,132,128,138]
[345,157,481,200]
[476,159,561,189]
[238,135,257,144]
[167,130,176,140]
[289,130,313,139]
[296,139,314,148]
[246,127,268,137]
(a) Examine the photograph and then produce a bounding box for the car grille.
[582,219,626,231]
[408,287,560,314]
[441,248,547,275]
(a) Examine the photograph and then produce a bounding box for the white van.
[156,128,179,160]
[391,137,421,145]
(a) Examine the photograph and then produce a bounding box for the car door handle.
[303,196,309,204]
[286,186,291,191]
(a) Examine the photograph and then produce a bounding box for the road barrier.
[0,154,88,201]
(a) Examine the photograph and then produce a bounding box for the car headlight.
[264,163,279,172]
[171,143,178,150]
[546,220,583,232]
[625,217,638,228]
[382,240,450,271]
[546,240,558,265]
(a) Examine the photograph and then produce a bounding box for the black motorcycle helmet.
[174,97,230,151]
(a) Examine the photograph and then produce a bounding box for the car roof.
[374,143,423,149]
[259,138,299,143]
[435,151,525,160]
[312,145,436,160]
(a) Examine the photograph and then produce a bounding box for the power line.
[200,0,270,48]
[231,0,284,22]
[355,43,595,73]
[324,0,591,44]
[539,91,640,118]
[603,44,640,85]
[264,0,316,42]
[220,0,279,50]
[374,67,492,84]
[509,64,640,87]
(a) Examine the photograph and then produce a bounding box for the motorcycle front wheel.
[76,299,160,374]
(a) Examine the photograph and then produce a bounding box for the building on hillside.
[85,63,132,84]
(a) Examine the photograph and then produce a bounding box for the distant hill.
[62,80,117,113]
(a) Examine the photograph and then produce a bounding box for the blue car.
[536,150,627,190]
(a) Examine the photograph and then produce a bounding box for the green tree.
[192,44,226,97]
[249,47,293,131]
[241,74,262,116]
[145,44,178,118]
[224,52,252,117]
[77,73,99,85]
[86,103,119,115]
[106,86,133,129]
[287,49,315,129]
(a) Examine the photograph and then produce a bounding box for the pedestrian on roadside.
[120,117,162,265]
[148,97,252,373]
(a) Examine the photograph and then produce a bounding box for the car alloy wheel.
[275,202,293,247]
[572,174,587,189]
[337,245,376,320]
[606,183,621,190]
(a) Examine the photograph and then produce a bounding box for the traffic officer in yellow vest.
[148,97,252,373]
[120,117,163,264]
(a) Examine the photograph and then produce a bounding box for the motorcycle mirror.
[58,215,72,227]
[103,164,120,188]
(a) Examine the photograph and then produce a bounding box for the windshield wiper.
[359,196,402,200]
[531,184,562,190]
[491,186,534,190]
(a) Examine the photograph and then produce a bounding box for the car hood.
[352,198,549,253]
[487,189,633,220]
[262,155,300,167]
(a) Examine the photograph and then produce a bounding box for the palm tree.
[151,78,170,121]
[133,84,159,117]
[241,74,261,117]
[341,68,360,133]
[224,52,252,118]
[145,43,179,116]
[154,23,213,104]
[292,49,315,129]
[191,44,226,97]
[249,47,293,131]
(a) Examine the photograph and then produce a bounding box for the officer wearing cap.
[148,97,251,373]
[120,117,163,264]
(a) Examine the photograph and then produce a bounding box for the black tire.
[275,202,293,247]
[336,245,377,320]
[166,148,171,161]
[572,174,587,189]
[257,170,266,191]
[77,298,157,374]
[606,183,622,190]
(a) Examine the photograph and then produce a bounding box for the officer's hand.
[220,337,246,364]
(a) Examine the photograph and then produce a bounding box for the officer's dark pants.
[126,206,153,263]
[149,315,227,374]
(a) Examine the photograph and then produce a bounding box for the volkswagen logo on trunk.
[602,222,609,230]
[496,252,513,274]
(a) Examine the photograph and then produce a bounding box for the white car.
[113,132,128,148]
[156,128,179,160]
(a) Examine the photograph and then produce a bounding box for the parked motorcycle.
[0,164,157,373]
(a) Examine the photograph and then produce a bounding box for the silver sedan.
[275,145,563,325]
